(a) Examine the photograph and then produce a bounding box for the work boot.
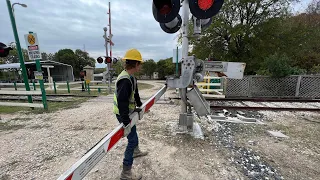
[133,146,148,158]
[120,165,142,180]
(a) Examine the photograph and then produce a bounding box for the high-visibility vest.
[113,70,136,115]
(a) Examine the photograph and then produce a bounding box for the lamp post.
[6,0,32,103]
[12,2,27,14]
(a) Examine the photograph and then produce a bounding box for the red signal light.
[160,5,172,15]
[154,0,173,15]
[152,0,180,23]
[189,0,224,19]
[105,56,112,64]
[0,42,13,58]
[198,0,214,11]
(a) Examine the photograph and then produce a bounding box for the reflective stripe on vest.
[113,70,136,115]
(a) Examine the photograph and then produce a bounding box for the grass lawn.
[0,84,49,90]
[54,82,153,91]
[45,89,108,96]
[138,82,154,90]
[0,82,153,114]
[0,97,90,114]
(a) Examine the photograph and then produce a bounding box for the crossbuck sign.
[24,33,42,60]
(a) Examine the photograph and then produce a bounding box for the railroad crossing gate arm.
[57,85,167,180]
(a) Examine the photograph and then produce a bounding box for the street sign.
[110,40,114,46]
[24,33,42,60]
[34,71,43,80]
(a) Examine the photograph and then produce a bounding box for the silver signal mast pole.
[103,26,111,93]
[179,0,190,130]
[108,1,112,93]
[103,27,108,57]
[108,2,112,60]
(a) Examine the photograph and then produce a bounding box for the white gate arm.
[57,85,167,180]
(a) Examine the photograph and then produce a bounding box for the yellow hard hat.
[122,48,143,62]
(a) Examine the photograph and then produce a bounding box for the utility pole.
[6,0,32,103]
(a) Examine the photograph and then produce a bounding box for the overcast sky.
[0,0,312,68]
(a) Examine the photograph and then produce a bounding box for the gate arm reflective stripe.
[57,85,167,180]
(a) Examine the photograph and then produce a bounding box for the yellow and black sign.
[24,33,42,60]
[27,34,36,45]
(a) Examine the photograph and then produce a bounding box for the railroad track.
[169,97,320,102]
[210,105,320,112]
[169,97,320,112]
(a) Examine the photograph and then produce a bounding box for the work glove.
[123,124,131,137]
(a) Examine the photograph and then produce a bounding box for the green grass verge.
[45,90,108,96]
[32,97,90,114]
[0,97,90,114]
[0,106,30,114]
[138,82,154,90]
[0,85,48,89]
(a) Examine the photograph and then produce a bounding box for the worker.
[113,48,148,180]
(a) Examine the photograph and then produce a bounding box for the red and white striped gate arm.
[57,85,167,180]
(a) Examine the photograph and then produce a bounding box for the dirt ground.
[233,111,320,180]
[0,80,319,180]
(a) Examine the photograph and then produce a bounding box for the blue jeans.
[116,115,138,166]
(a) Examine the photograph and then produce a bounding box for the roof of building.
[0,60,73,70]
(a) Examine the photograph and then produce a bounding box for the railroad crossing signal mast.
[58,1,225,179]
[152,0,224,131]
[97,2,115,93]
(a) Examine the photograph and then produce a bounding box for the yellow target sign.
[24,33,41,60]
[27,34,36,45]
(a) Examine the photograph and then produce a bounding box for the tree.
[306,0,320,14]
[156,58,175,79]
[310,64,320,74]
[258,53,306,77]
[190,0,296,74]
[291,7,320,72]
[54,49,75,63]
[142,59,157,77]
[75,49,95,68]
[112,60,124,76]
[54,49,95,78]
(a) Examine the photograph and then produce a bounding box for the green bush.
[259,53,306,77]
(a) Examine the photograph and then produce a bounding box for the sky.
[0,0,313,68]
